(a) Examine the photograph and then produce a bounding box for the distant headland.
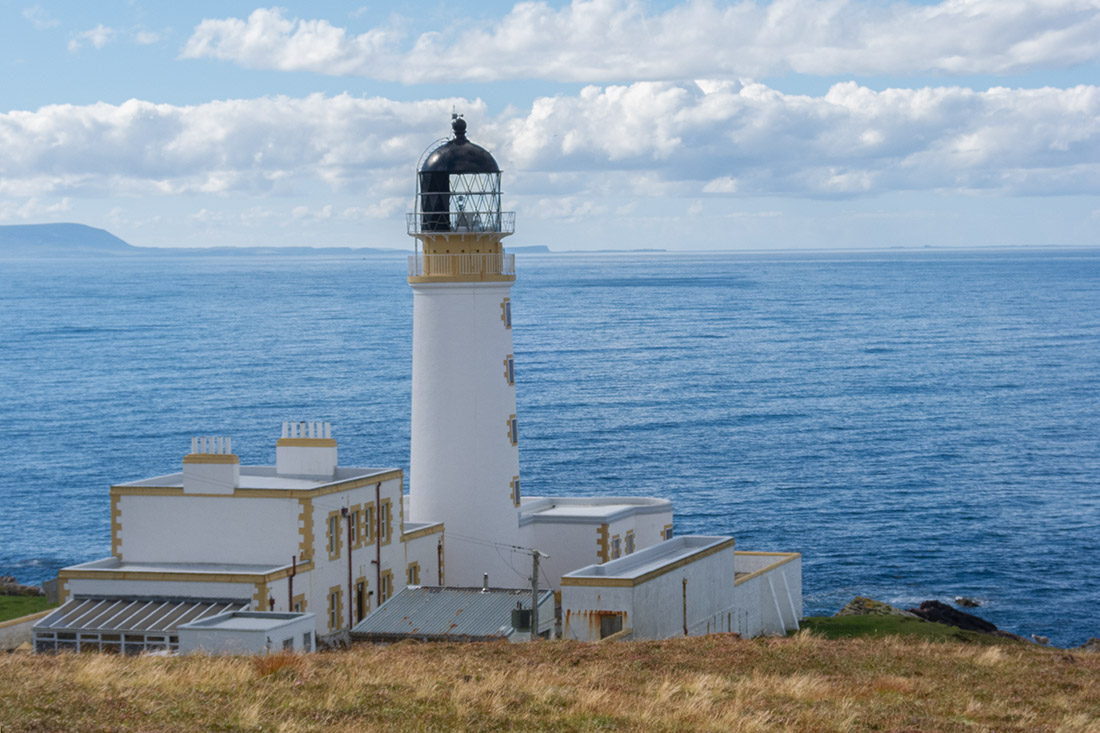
[0,223,664,257]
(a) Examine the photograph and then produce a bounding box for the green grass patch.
[800,615,1024,645]
[0,594,56,623]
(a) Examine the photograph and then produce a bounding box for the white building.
[38,423,443,650]
[37,119,801,650]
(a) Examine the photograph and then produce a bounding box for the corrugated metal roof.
[34,597,249,634]
[351,587,553,642]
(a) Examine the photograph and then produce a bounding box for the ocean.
[2,249,1098,646]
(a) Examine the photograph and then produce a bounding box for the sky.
[1,0,1099,251]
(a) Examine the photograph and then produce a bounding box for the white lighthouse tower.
[407,117,522,587]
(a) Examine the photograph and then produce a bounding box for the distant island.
[0,223,665,257]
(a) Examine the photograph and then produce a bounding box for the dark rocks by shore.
[0,576,44,597]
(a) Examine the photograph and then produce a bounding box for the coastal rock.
[0,576,44,597]
[907,600,998,634]
[955,596,981,608]
[835,597,917,618]
[1077,638,1100,653]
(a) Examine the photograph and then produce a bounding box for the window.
[379,501,390,543]
[501,298,512,328]
[283,637,294,651]
[625,530,635,555]
[302,632,312,651]
[363,505,375,544]
[380,571,394,604]
[407,562,420,585]
[611,535,621,559]
[348,509,359,549]
[329,590,340,631]
[356,581,366,623]
[508,415,518,446]
[504,355,515,385]
[511,476,521,507]
[663,524,674,541]
[327,513,340,558]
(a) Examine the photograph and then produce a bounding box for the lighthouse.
[407,117,522,587]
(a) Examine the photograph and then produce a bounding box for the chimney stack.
[182,436,239,494]
[276,421,337,478]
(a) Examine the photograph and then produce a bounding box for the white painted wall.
[733,554,802,637]
[402,529,443,587]
[178,613,315,655]
[561,538,739,641]
[118,494,299,565]
[409,280,522,587]
[63,577,256,602]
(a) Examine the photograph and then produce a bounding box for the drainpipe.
[288,555,296,611]
[682,578,688,636]
[370,482,382,604]
[342,507,353,629]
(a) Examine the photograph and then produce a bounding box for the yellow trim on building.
[298,498,314,562]
[611,534,622,560]
[407,561,421,586]
[379,569,394,605]
[362,502,375,544]
[276,438,337,448]
[326,510,343,561]
[292,593,307,613]
[349,503,363,550]
[597,524,610,563]
[182,454,240,464]
[57,562,315,586]
[663,523,674,541]
[561,538,738,588]
[510,475,520,507]
[252,581,269,610]
[624,529,636,555]
[401,522,444,541]
[327,585,344,633]
[507,414,517,445]
[732,552,802,586]
[503,354,514,385]
[110,493,123,559]
[354,575,369,621]
[380,498,394,547]
[501,297,511,328]
[109,469,404,500]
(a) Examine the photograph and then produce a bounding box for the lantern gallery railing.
[407,211,515,236]
[408,253,516,278]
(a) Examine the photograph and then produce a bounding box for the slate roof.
[350,586,553,642]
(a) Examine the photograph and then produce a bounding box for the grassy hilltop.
[3,630,1098,732]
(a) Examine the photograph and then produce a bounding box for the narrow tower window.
[511,475,521,507]
[501,298,512,328]
[504,355,515,385]
[508,414,518,446]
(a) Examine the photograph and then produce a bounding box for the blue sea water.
[1,250,1098,646]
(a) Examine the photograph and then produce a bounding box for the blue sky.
[2,0,1099,250]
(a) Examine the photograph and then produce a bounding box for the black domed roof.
[420,118,500,174]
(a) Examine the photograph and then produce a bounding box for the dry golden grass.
[2,632,1099,732]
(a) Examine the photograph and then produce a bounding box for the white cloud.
[0,83,1097,207]
[135,30,161,45]
[0,196,72,221]
[23,5,59,30]
[68,24,116,52]
[181,1,1100,82]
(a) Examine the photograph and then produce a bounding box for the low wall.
[734,552,802,637]
[0,609,54,651]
